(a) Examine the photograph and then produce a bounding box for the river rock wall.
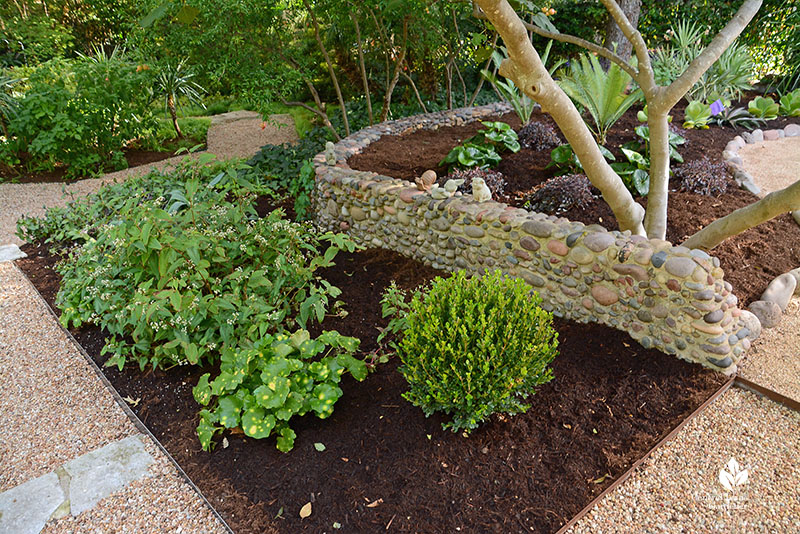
[313,103,754,374]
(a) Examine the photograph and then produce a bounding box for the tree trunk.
[304,0,350,136]
[350,11,373,125]
[401,67,427,113]
[474,0,646,235]
[380,18,409,122]
[168,95,182,138]
[603,0,641,63]
[683,179,800,250]
[643,110,670,238]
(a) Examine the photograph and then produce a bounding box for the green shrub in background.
[244,126,330,220]
[395,270,559,433]
[651,20,754,104]
[2,49,155,177]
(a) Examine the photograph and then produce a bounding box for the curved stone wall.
[313,104,754,374]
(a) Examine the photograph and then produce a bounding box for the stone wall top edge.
[315,102,728,271]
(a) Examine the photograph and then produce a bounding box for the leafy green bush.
[193,329,367,452]
[3,51,155,177]
[558,53,642,145]
[748,96,779,120]
[779,89,800,117]
[52,162,356,371]
[395,270,558,433]
[16,157,244,244]
[244,128,328,220]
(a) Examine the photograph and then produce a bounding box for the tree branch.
[660,0,762,108]
[682,179,800,250]
[598,0,656,96]
[473,4,638,79]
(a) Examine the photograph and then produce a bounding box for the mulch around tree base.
[19,243,727,534]
[348,102,800,306]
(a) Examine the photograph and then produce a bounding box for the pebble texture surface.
[314,104,754,373]
[740,296,800,403]
[567,388,800,534]
[0,262,135,491]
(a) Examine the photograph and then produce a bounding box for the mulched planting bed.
[348,101,800,305]
[0,145,194,184]
[20,242,727,534]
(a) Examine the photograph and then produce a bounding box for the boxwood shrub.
[397,270,558,433]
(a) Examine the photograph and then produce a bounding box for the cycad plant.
[155,60,206,138]
[558,53,642,145]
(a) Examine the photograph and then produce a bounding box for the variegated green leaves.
[193,329,365,452]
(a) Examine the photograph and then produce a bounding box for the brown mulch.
[19,242,727,534]
[348,101,800,305]
[0,146,189,184]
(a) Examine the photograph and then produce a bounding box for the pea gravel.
[0,262,136,492]
[567,388,800,534]
[739,296,800,403]
[40,439,228,534]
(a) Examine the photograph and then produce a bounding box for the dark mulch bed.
[348,101,800,305]
[0,145,191,184]
[19,242,727,534]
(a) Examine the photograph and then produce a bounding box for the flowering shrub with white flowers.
[55,172,357,372]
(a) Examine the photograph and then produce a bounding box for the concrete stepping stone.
[0,436,154,532]
[0,244,26,262]
[0,472,64,534]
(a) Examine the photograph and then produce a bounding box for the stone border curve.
[312,103,758,374]
[722,123,800,226]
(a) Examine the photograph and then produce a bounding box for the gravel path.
[0,263,227,532]
[0,111,297,246]
[737,137,800,196]
[567,387,800,533]
[735,140,800,403]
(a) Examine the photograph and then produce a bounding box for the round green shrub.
[397,270,559,433]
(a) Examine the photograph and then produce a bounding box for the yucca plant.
[558,53,642,145]
[154,60,206,138]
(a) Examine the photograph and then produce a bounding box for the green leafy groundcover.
[19,160,368,452]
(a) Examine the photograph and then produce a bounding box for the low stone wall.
[313,104,754,374]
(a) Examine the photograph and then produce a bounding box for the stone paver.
[0,244,25,262]
[62,436,155,516]
[0,472,64,534]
